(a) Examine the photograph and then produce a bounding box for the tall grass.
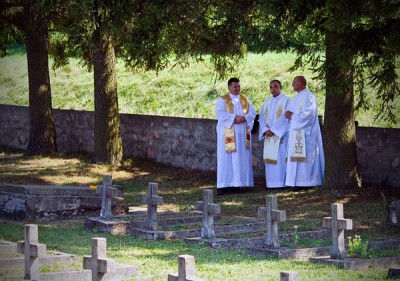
[0,53,398,127]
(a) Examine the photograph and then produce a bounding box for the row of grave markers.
[99,175,354,260]
[12,224,299,281]
[258,195,353,260]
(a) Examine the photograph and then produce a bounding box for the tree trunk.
[93,30,123,164]
[323,31,361,190]
[25,1,57,155]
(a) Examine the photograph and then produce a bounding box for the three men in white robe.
[216,76,324,192]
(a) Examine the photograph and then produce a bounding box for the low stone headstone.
[17,224,46,280]
[322,203,352,259]
[168,255,206,281]
[83,237,138,281]
[99,175,120,220]
[141,182,164,230]
[0,239,17,254]
[389,200,400,225]
[387,267,400,279]
[280,271,298,281]
[195,189,221,239]
[260,195,286,248]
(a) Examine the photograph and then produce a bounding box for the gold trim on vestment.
[290,156,307,162]
[246,127,250,149]
[264,159,278,164]
[221,94,250,152]
[289,91,308,162]
[262,95,288,164]
[224,127,236,152]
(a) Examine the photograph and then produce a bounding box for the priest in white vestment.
[259,80,291,188]
[216,77,256,192]
[284,76,325,187]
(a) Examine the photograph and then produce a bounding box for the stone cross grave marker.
[168,255,206,281]
[258,195,286,248]
[99,175,119,220]
[83,237,117,281]
[322,203,353,259]
[280,271,298,281]
[17,224,46,281]
[141,182,164,230]
[195,189,221,239]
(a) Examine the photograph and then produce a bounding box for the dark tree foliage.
[51,0,260,164]
[243,0,400,189]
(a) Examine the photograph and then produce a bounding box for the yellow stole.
[222,94,251,152]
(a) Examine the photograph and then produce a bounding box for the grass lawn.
[1,52,398,128]
[0,147,399,280]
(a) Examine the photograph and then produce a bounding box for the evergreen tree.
[0,0,57,155]
[244,0,400,189]
[54,0,253,164]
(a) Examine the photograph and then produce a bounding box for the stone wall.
[1,104,399,187]
[356,127,400,187]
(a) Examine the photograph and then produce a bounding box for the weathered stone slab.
[84,217,131,234]
[0,240,17,254]
[280,271,298,281]
[130,213,208,228]
[187,229,330,249]
[130,219,264,240]
[39,270,92,281]
[0,184,126,221]
[249,245,331,259]
[387,267,400,279]
[168,255,206,281]
[0,250,79,270]
[248,238,400,260]
[310,256,400,270]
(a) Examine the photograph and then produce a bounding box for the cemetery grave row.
[1,175,400,280]
[85,176,400,271]
[0,224,302,281]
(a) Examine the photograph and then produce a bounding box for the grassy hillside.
[0,52,398,127]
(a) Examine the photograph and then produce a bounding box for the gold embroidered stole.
[263,95,286,164]
[289,93,308,162]
[222,94,250,152]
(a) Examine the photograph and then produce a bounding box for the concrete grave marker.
[280,271,298,281]
[389,200,400,224]
[141,182,164,230]
[261,195,286,248]
[168,255,206,281]
[99,175,119,220]
[83,237,139,280]
[17,224,46,280]
[83,237,117,281]
[195,189,221,239]
[323,203,353,259]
